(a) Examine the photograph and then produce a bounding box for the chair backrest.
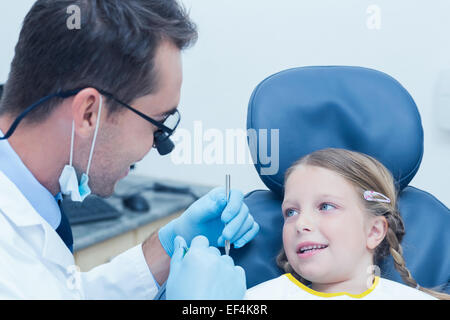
[233,66,450,293]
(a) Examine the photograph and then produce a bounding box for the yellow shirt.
[244,274,437,300]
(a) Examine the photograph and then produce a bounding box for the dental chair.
[233,66,450,293]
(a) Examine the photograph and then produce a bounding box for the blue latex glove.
[166,235,246,300]
[159,187,259,257]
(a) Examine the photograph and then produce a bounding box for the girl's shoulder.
[244,274,291,300]
[374,278,438,300]
[244,274,313,300]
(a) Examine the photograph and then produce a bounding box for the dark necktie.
[56,199,74,253]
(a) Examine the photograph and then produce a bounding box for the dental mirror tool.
[225,174,231,256]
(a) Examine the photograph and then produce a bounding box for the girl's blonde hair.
[276,148,449,300]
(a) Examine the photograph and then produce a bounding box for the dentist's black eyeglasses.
[100,90,180,155]
[0,87,180,155]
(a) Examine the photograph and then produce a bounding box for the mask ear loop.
[69,121,75,167]
[85,94,103,176]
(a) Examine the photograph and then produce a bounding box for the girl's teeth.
[300,244,327,253]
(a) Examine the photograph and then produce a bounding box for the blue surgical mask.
[59,95,103,202]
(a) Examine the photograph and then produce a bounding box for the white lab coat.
[0,170,159,299]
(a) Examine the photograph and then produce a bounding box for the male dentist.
[0,0,259,299]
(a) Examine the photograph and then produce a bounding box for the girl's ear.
[366,216,388,250]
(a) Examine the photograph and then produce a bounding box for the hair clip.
[363,190,391,203]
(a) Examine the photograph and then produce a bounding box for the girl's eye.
[319,203,336,211]
[285,209,298,217]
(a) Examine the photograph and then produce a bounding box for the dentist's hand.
[158,187,259,257]
[166,236,246,300]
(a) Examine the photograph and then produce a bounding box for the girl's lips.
[296,241,329,259]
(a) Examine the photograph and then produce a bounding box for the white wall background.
[1,1,449,207]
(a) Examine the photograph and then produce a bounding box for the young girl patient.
[245,148,449,300]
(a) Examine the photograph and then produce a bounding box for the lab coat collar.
[0,170,74,268]
[0,128,61,229]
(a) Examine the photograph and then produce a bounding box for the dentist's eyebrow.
[155,106,178,119]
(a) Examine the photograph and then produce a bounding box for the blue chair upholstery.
[233,66,450,293]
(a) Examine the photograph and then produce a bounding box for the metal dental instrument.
[225,174,231,256]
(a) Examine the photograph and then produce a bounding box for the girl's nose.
[295,213,314,233]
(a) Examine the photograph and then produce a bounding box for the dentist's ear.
[70,88,103,139]
[366,216,388,250]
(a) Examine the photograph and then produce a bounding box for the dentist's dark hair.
[0,0,197,123]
